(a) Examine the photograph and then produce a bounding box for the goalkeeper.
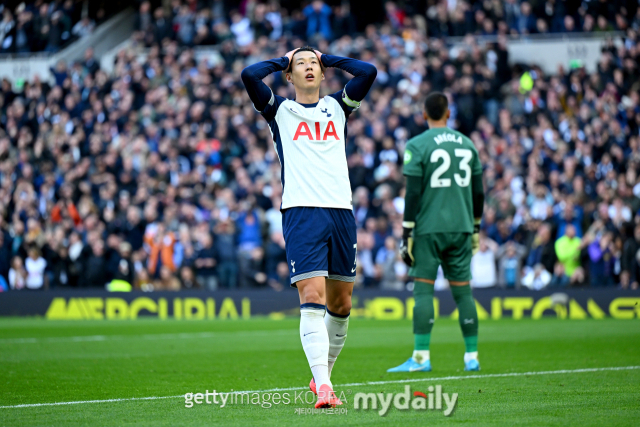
[388,92,485,373]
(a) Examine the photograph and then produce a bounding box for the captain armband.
[342,88,361,109]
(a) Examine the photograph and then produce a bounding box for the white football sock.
[464,351,478,363]
[300,305,331,390]
[412,350,430,364]
[324,309,349,377]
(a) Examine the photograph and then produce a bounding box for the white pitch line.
[0,395,183,409]
[0,329,293,345]
[1,365,638,409]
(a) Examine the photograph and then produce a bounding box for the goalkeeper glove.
[400,222,415,267]
[472,219,481,255]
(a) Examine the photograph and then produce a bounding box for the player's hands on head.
[314,50,324,69]
[285,49,296,66]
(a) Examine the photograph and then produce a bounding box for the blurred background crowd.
[0,0,639,292]
[0,0,131,54]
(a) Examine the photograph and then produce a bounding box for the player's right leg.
[442,233,479,371]
[283,207,341,408]
[387,234,438,373]
[296,277,341,407]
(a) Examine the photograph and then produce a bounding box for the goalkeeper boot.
[464,359,480,371]
[387,357,432,372]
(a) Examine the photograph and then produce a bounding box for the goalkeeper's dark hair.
[424,92,449,121]
[286,46,322,73]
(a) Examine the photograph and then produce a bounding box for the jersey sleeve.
[403,140,423,177]
[327,89,357,118]
[241,57,289,120]
[472,148,482,176]
[259,93,287,122]
[323,54,377,118]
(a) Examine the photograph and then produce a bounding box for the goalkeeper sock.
[324,308,349,377]
[413,282,435,362]
[464,351,478,363]
[451,285,478,352]
[300,304,331,390]
[412,349,430,364]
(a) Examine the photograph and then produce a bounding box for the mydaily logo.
[353,385,457,416]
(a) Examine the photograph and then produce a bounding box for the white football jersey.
[259,90,356,210]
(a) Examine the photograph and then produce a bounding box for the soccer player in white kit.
[241,47,376,407]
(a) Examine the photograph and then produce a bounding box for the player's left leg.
[324,278,353,377]
[317,208,357,383]
[443,233,479,371]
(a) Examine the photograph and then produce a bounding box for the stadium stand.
[0,0,132,54]
[0,0,639,292]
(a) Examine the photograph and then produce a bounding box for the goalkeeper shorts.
[409,232,473,283]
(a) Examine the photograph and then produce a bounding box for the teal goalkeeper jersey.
[403,127,482,235]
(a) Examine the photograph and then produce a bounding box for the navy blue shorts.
[282,207,357,287]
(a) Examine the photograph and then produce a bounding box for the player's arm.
[471,173,484,255]
[240,56,290,119]
[401,175,422,267]
[321,53,377,114]
[400,141,422,267]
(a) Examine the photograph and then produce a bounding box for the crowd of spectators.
[130,0,640,49]
[0,0,639,292]
[418,0,639,37]
[0,0,131,54]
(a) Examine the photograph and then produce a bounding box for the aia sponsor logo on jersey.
[293,121,340,141]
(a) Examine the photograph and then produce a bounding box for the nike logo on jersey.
[463,318,475,324]
[320,108,332,117]
[303,332,316,336]
[351,267,356,273]
[293,121,339,141]
[289,107,300,114]
[336,334,346,337]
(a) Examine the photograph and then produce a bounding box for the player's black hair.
[286,46,322,73]
[424,92,449,121]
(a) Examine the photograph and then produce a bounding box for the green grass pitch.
[1,317,639,426]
